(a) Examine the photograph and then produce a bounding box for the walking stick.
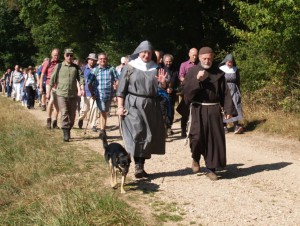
[84,99,96,135]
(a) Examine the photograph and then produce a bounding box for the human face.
[15,65,19,71]
[52,49,59,61]
[226,60,233,68]
[199,53,214,69]
[64,53,74,64]
[98,55,108,68]
[139,51,152,63]
[163,56,173,68]
[189,48,198,63]
[88,58,96,67]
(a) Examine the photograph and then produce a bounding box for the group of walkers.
[1,41,244,180]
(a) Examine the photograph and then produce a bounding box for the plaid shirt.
[88,65,119,101]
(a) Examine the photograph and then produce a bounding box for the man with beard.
[183,47,237,181]
[163,53,179,135]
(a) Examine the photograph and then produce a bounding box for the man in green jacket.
[48,48,84,141]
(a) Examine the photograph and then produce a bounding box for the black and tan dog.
[103,141,131,194]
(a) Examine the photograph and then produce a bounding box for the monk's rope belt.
[128,91,157,98]
[184,101,220,145]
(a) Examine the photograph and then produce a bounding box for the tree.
[0,0,36,71]
[223,0,300,112]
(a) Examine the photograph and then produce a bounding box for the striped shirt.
[89,65,119,101]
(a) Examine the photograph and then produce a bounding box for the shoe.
[234,125,244,134]
[47,118,51,129]
[206,169,218,181]
[92,126,98,132]
[41,105,46,111]
[78,120,83,129]
[181,131,187,138]
[224,126,229,134]
[192,160,200,173]
[135,164,149,178]
[52,120,59,129]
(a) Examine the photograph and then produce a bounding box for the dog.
[103,141,131,194]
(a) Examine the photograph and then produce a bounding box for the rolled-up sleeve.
[116,66,129,98]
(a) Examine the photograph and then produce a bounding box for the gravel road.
[30,107,300,226]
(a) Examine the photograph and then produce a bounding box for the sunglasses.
[66,54,74,57]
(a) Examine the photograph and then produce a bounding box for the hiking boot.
[52,120,59,129]
[47,118,51,129]
[92,126,98,132]
[63,129,70,142]
[78,119,83,129]
[41,105,46,111]
[192,160,200,173]
[234,125,244,134]
[206,170,218,181]
[224,126,229,134]
[135,164,149,178]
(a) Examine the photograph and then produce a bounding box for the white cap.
[121,57,126,64]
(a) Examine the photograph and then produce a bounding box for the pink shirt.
[179,60,196,80]
[42,60,59,85]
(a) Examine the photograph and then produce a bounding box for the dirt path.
[28,104,300,226]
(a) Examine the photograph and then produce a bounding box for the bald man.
[177,48,198,137]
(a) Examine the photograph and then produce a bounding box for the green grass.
[0,97,143,225]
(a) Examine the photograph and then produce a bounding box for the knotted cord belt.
[184,101,221,145]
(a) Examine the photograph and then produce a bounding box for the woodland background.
[0,0,299,113]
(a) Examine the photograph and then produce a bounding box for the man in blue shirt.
[88,52,119,139]
[77,53,99,131]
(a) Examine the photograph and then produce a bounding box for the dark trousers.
[6,84,11,97]
[26,86,36,108]
[57,96,78,129]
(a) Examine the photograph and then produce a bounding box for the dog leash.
[118,108,129,151]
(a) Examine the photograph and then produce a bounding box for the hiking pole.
[84,99,96,135]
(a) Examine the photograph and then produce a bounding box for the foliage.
[15,0,234,66]
[0,0,36,71]
[223,0,300,112]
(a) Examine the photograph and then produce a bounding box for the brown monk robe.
[183,47,237,180]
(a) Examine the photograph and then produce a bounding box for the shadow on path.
[218,162,293,180]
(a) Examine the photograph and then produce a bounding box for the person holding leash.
[116,40,167,178]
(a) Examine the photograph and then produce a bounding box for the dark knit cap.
[199,47,214,55]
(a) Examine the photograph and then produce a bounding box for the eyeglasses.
[66,54,74,57]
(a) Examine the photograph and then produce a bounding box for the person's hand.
[167,88,172,94]
[196,70,206,81]
[156,68,167,83]
[81,90,85,97]
[225,114,232,120]
[40,85,43,92]
[46,92,50,100]
[117,106,125,116]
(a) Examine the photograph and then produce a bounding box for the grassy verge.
[241,98,300,140]
[0,97,143,225]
